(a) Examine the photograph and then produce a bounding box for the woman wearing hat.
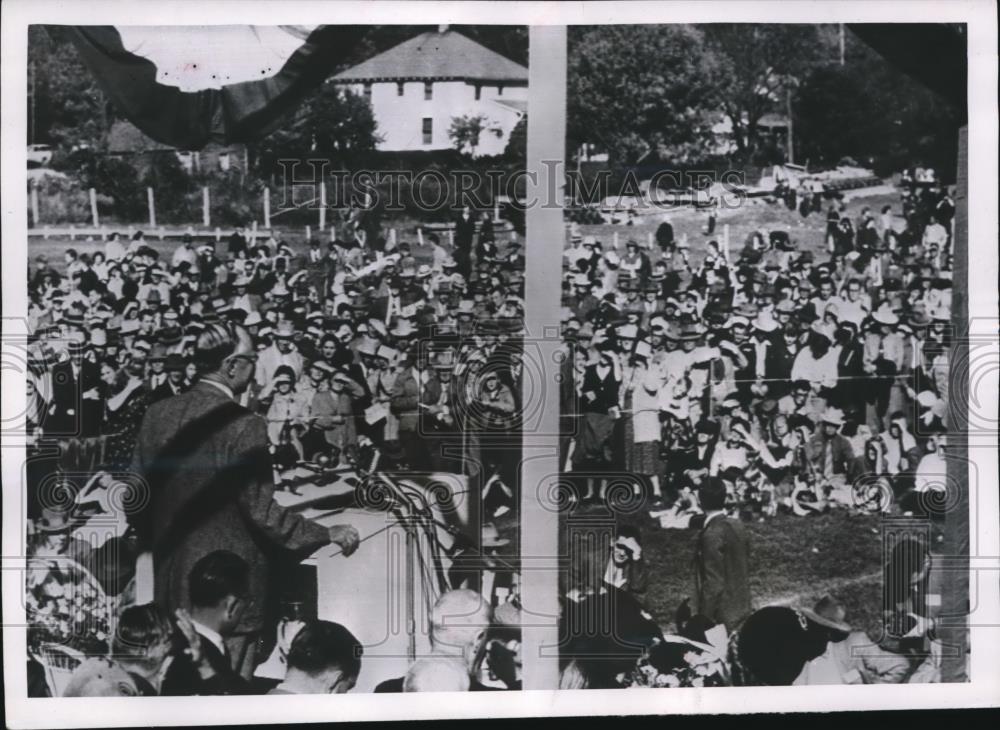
[573,347,622,501]
[623,343,665,503]
[306,365,359,460]
[101,356,151,472]
[263,365,308,452]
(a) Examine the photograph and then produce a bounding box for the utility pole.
[786,83,794,165]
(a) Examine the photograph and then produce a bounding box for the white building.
[331,28,527,157]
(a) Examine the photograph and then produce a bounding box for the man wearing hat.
[862,304,905,430]
[152,353,189,401]
[793,596,909,685]
[804,408,858,500]
[255,321,304,389]
[47,333,102,437]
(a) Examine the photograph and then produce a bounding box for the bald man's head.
[403,657,470,692]
[430,589,492,666]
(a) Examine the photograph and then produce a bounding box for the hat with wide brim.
[819,407,846,426]
[871,304,899,326]
[679,324,706,341]
[798,595,852,633]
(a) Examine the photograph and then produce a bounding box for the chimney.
[438,24,448,34]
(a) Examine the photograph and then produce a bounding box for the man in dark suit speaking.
[131,321,359,679]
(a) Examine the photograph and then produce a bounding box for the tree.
[567,25,725,167]
[251,84,379,176]
[503,115,527,161]
[698,24,827,162]
[449,114,500,157]
[795,32,961,178]
[29,26,113,151]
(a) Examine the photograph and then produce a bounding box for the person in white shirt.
[105,232,126,261]
[255,322,304,387]
[835,278,870,327]
[172,234,198,270]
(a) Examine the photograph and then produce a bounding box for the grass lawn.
[28,214,521,277]
[568,503,885,638]
[571,188,902,267]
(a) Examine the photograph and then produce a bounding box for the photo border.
[3,1,997,726]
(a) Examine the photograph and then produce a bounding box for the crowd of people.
[557,175,957,687]
[560,179,955,521]
[24,209,525,696]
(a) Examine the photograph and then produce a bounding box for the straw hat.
[799,595,852,633]
[819,407,846,426]
[871,304,899,326]
[376,346,399,362]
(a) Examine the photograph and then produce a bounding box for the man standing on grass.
[693,476,751,633]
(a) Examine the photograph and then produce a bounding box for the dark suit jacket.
[693,515,751,632]
[390,368,442,433]
[152,381,186,403]
[131,381,329,633]
[161,632,249,696]
[48,359,102,437]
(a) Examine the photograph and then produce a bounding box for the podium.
[296,470,475,692]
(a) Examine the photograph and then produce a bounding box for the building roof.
[332,29,527,84]
[107,120,246,155]
[492,99,528,115]
[107,120,176,154]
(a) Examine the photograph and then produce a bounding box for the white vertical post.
[647,231,653,249]
[613,230,619,249]
[520,24,564,692]
[494,199,500,222]
[215,227,221,243]
[147,186,156,228]
[30,184,40,226]
[390,228,397,248]
[306,224,312,241]
[89,187,99,227]
[251,220,258,245]
[318,179,326,231]
[263,187,271,229]
[448,228,454,248]
[135,551,154,604]
[417,227,424,247]
[202,186,210,227]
